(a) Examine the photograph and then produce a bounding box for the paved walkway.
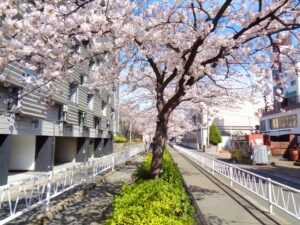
[46,155,145,225]
[169,148,289,225]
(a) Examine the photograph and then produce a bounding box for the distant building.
[181,102,259,150]
[259,32,300,156]
[0,40,119,185]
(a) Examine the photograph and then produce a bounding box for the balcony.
[260,95,300,116]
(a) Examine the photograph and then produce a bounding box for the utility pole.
[199,112,204,151]
[129,120,132,143]
[193,115,200,150]
[207,105,210,146]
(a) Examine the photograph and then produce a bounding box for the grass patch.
[105,148,194,225]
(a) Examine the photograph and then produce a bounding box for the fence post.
[230,166,233,187]
[85,161,88,181]
[45,171,53,212]
[212,159,215,175]
[92,159,96,178]
[268,178,273,214]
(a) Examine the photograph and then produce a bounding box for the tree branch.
[211,0,232,31]
[191,3,198,31]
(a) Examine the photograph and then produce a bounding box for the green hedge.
[132,138,142,142]
[113,136,143,143]
[113,136,128,143]
[105,148,194,225]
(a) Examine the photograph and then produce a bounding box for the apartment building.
[0,42,119,185]
[259,33,300,156]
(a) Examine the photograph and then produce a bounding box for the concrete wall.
[88,139,94,159]
[181,133,231,150]
[9,135,36,170]
[0,135,11,185]
[218,136,231,149]
[35,136,55,172]
[181,142,198,149]
[55,137,76,163]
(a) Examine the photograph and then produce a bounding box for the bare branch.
[191,3,198,31]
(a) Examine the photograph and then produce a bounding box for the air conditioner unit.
[82,119,87,127]
[79,112,87,127]
[62,112,68,122]
[62,105,68,112]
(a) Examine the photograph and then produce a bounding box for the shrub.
[105,148,194,225]
[209,123,222,145]
[113,136,128,143]
[132,138,142,142]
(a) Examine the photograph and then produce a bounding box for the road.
[204,151,300,190]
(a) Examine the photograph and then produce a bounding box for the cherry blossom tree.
[0,0,299,178]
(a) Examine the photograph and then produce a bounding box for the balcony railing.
[260,95,300,115]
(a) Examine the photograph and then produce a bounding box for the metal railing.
[0,146,145,225]
[259,95,300,115]
[174,145,300,221]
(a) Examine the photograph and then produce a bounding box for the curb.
[181,176,207,225]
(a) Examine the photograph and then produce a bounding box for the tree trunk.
[150,118,168,179]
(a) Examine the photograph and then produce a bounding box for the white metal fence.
[0,146,145,225]
[174,145,300,221]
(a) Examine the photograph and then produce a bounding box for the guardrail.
[174,145,300,221]
[0,146,145,225]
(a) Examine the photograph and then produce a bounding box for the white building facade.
[181,102,260,150]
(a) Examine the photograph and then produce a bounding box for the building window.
[7,87,19,110]
[87,94,94,110]
[102,101,107,116]
[22,69,36,78]
[78,111,86,126]
[270,114,297,129]
[59,105,68,122]
[260,120,266,131]
[94,117,101,129]
[69,82,78,103]
[291,80,296,86]
[111,112,114,120]
[95,89,100,97]
[80,75,88,85]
